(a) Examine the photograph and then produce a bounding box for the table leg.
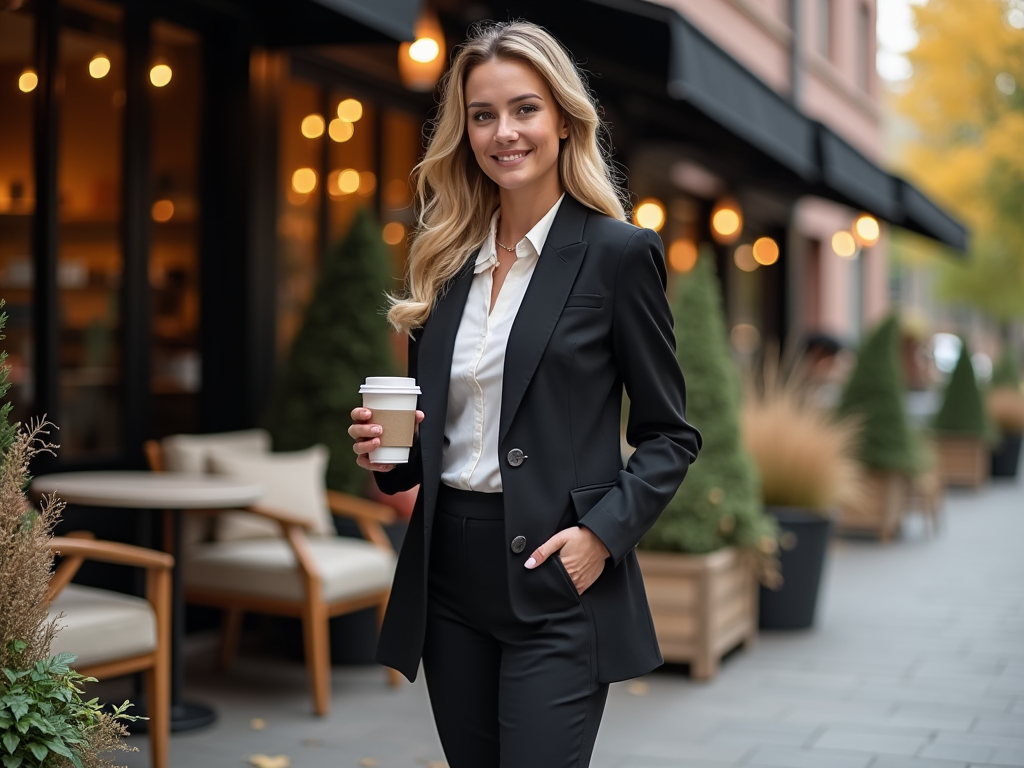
[133,508,217,733]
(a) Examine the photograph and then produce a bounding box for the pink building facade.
[647,0,889,345]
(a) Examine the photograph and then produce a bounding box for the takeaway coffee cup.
[359,376,422,464]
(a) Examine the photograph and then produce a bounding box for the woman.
[349,20,700,768]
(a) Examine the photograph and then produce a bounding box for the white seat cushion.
[48,585,157,668]
[208,445,336,541]
[184,537,396,604]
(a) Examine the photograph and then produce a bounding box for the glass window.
[57,0,125,458]
[277,77,323,359]
[0,8,35,427]
[327,91,376,246]
[150,20,201,438]
[817,0,832,60]
[381,109,421,274]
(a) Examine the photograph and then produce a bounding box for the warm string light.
[382,222,406,245]
[853,214,880,246]
[399,11,446,92]
[150,62,172,87]
[668,239,698,273]
[301,114,325,139]
[18,69,37,92]
[711,197,742,243]
[89,53,111,79]
[634,199,666,231]
[337,98,363,123]
[832,230,857,258]
[292,168,317,194]
[329,118,354,142]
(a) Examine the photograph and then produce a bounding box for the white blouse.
[441,194,565,492]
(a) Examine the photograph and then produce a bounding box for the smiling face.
[464,57,569,197]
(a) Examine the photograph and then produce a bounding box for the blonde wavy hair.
[387,20,628,333]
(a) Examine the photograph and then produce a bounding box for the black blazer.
[374,194,701,683]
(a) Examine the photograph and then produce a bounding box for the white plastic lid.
[359,376,421,394]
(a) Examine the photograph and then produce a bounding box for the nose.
[495,113,518,143]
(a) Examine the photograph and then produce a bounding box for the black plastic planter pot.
[991,433,1022,478]
[759,506,832,630]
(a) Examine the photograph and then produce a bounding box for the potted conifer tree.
[932,339,993,487]
[987,348,1024,478]
[266,208,398,497]
[835,315,921,540]
[0,301,136,767]
[742,352,861,629]
[264,210,398,663]
[637,251,776,680]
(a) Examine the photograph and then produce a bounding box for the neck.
[496,176,564,244]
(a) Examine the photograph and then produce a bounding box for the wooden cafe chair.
[144,432,401,717]
[47,533,173,768]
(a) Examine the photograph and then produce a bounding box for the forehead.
[464,57,552,102]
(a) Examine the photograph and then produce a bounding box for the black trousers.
[423,485,608,768]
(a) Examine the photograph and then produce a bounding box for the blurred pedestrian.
[349,20,700,768]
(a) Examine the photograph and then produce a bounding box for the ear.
[559,115,570,140]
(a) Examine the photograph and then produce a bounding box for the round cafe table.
[32,471,263,732]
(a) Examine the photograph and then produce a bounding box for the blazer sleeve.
[577,227,702,565]
[372,328,425,495]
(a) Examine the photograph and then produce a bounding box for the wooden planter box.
[837,470,908,541]
[936,435,989,488]
[637,547,757,680]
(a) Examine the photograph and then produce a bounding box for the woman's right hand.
[349,407,425,472]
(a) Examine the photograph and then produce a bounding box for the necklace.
[495,217,517,253]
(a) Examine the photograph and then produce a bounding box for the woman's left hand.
[525,527,610,595]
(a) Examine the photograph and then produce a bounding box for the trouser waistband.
[437,483,504,520]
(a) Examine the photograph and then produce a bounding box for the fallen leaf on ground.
[248,755,290,768]
[250,718,267,731]
[626,681,650,695]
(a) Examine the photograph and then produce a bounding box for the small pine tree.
[933,339,990,437]
[266,209,398,496]
[641,250,775,570]
[837,315,920,474]
[990,346,1021,390]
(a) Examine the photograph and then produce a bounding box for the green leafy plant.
[266,209,398,496]
[640,250,777,582]
[0,647,137,768]
[1,300,135,767]
[933,339,993,439]
[837,314,923,474]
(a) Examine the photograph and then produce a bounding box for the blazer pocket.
[570,480,617,520]
[564,293,604,309]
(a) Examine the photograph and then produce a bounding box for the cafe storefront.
[1,0,428,469]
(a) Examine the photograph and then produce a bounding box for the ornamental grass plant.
[742,349,863,515]
[837,314,923,475]
[266,209,398,496]
[640,250,777,583]
[0,301,136,768]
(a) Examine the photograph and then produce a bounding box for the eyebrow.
[466,93,544,109]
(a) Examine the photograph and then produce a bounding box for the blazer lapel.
[499,196,590,445]
[417,252,476,523]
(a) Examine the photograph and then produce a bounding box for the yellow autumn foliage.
[896,0,1024,320]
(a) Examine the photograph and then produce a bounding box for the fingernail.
[371,426,382,435]
[524,557,536,569]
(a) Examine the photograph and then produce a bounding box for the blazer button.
[511,535,527,554]
[507,448,526,467]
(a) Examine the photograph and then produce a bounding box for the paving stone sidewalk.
[113,470,1023,768]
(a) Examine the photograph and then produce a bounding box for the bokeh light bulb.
[89,54,111,79]
[635,199,666,231]
[832,230,857,257]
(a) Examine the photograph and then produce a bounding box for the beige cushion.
[161,430,272,546]
[184,537,396,603]
[161,429,271,474]
[49,585,157,668]
[208,445,335,541]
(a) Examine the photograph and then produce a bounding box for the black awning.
[815,124,901,221]
[666,13,817,181]
[256,0,420,45]
[897,180,969,252]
